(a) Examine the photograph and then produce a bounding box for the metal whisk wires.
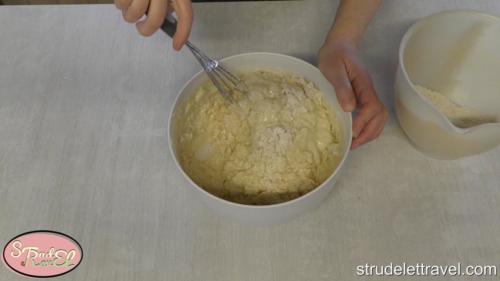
[184,41,242,103]
[160,15,243,103]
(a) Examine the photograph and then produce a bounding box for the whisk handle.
[160,16,177,38]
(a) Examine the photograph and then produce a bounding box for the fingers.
[171,0,193,50]
[347,62,385,138]
[319,62,357,112]
[116,0,192,48]
[351,96,384,139]
[350,64,378,107]
[351,107,388,149]
[136,0,168,36]
[348,62,388,148]
[122,0,149,23]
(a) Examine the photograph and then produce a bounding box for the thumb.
[320,63,357,112]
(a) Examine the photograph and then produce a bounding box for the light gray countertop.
[0,1,499,280]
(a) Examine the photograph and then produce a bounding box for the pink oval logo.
[2,230,83,278]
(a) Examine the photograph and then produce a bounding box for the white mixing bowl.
[168,53,352,225]
[395,10,500,159]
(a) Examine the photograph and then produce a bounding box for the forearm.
[324,0,381,47]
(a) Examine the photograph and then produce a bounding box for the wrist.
[325,32,358,47]
[320,37,357,54]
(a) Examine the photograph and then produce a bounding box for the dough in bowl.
[174,70,342,205]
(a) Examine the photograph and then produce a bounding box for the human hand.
[114,0,193,50]
[318,41,388,149]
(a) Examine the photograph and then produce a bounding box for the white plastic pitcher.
[395,11,500,159]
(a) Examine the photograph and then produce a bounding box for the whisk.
[160,15,243,103]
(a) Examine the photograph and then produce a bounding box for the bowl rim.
[398,9,500,134]
[168,52,352,209]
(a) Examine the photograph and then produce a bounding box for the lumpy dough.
[175,71,342,205]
